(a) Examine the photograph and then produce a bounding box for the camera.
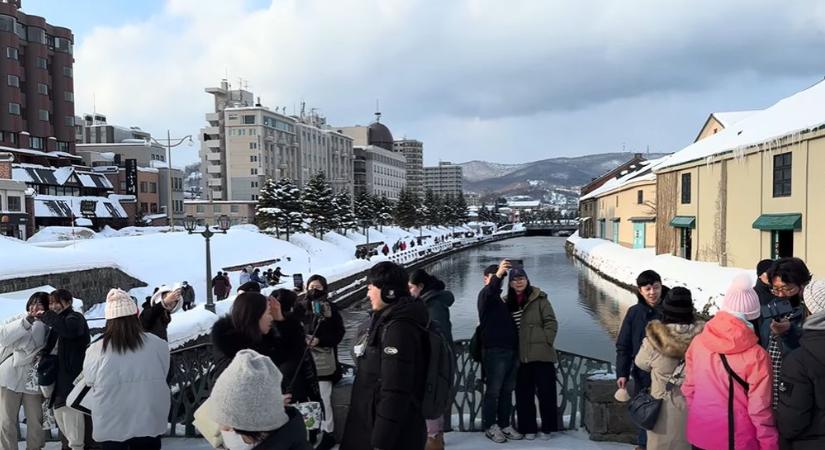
[508,259,524,269]
[761,298,793,321]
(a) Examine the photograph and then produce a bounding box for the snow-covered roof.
[12,163,113,189]
[659,79,825,171]
[507,200,541,208]
[712,110,760,128]
[0,146,82,160]
[581,157,668,201]
[34,194,128,219]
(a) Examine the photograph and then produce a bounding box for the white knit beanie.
[203,349,289,432]
[803,279,825,315]
[105,288,138,320]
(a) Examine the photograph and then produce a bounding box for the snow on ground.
[567,232,751,314]
[27,226,97,243]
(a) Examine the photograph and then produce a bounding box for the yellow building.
[580,159,663,249]
[655,79,825,276]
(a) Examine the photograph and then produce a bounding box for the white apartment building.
[295,113,354,195]
[353,145,406,200]
[424,161,463,197]
[393,139,423,198]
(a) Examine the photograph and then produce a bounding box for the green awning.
[610,217,621,222]
[670,216,695,229]
[629,216,656,223]
[752,213,802,231]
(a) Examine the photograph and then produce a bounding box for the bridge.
[524,221,579,236]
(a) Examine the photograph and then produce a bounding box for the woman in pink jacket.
[682,275,778,450]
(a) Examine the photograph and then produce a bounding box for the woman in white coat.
[83,289,170,450]
[0,292,49,450]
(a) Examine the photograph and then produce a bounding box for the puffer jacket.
[0,315,47,394]
[682,311,778,450]
[635,320,704,450]
[421,283,455,346]
[506,287,558,363]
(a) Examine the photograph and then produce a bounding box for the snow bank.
[322,231,357,256]
[27,226,97,243]
[567,233,751,314]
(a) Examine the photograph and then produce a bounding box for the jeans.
[101,436,161,450]
[515,361,559,434]
[632,369,651,448]
[482,348,519,429]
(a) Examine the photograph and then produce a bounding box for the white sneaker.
[502,426,524,440]
[537,432,552,440]
[524,433,537,440]
[485,425,507,444]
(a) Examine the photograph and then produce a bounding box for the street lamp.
[184,214,230,313]
[148,131,194,231]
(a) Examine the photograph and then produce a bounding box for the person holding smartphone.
[140,285,182,342]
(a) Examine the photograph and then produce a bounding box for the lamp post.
[148,131,193,230]
[184,214,230,313]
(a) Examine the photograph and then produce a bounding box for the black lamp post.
[184,214,230,313]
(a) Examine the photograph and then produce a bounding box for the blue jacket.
[477,275,518,351]
[615,287,668,380]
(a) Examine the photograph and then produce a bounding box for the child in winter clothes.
[777,279,825,449]
[683,275,778,450]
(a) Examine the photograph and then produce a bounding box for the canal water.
[340,236,638,364]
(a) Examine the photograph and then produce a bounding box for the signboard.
[80,200,97,217]
[125,159,138,195]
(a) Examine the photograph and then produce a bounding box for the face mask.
[220,430,256,450]
[306,289,325,301]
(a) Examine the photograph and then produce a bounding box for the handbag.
[311,347,336,377]
[66,374,93,415]
[293,401,322,431]
[628,388,661,430]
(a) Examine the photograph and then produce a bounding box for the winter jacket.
[507,287,558,363]
[777,312,825,450]
[252,407,312,450]
[477,274,518,351]
[211,316,321,403]
[181,285,195,305]
[140,300,171,341]
[39,307,90,408]
[240,271,251,285]
[615,287,669,381]
[251,273,266,287]
[755,291,803,356]
[340,297,429,450]
[634,320,704,450]
[0,316,47,394]
[212,275,230,297]
[682,311,778,450]
[83,333,170,443]
[297,298,346,383]
[421,283,455,346]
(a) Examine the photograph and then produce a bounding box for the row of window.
[7,103,74,125]
[5,47,73,76]
[194,204,242,213]
[139,202,159,214]
[677,152,793,205]
[0,194,22,212]
[139,181,158,194]
[0,16,73,53]
[6,75,73,101]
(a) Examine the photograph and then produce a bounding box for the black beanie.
[756,259,774,277]
[661,287,695,324]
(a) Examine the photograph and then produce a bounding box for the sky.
[23,0,825,166]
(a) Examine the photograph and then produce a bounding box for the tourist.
[754,259,775,305]
[212,271,230,301]
[180,281,196,311]
[201,349,311,450]
[477,260,522,444]
[140,285,182,341]
[82,288,170,449]
[382,244,390,256]
[268,289,321,405]
[0,292,49,449]
[212,292,275,376]
[682,275,777,450]
[778,279,825,448]
[237,281,262,294]
[272,266,289,285]
[616,270,668,450]
[239,267,252,285]
[409,269,455,449]
[38,289,90,450]
[634,287,703,450]
[340,261,429,450]
[506,266,559,440]
[251,268,267,289]
[299,274,345,450]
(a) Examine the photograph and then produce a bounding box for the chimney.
[0,152,13,179]
[255,96,262,107]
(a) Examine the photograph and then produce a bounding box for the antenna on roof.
[375,99,381,122]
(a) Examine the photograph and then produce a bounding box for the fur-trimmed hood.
[644,320,704,359]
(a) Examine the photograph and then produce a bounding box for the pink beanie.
[721,274,761,320]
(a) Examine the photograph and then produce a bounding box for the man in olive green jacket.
[505,268,559,439]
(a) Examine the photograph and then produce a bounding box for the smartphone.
[508,259,524,269]
[293,273,304,291]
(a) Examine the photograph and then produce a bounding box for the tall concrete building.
[353,145,406,200]
[0,0,76,154]
[424,161,463,197]
[295,112,353,195]
[393,139,423,198]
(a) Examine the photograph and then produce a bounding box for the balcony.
[207,178,222,187]
[203,126,220,136]
[206,140,221,149]
[205,112,220,123]
[207,151,222,162]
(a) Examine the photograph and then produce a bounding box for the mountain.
[460,152,669,197]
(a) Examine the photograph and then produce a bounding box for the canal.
[341,236,638,363]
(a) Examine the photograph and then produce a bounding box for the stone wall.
[0,268,147,310]
[582,377,638,444]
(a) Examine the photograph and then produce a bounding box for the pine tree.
[454,192,469,224]
[394,188,419,228]
[478,205,492,223]
[332,191,357,234]
[354,191,374,232]
[255,178,279,233]
[442,193,457,226]
[302,172,335,238]
[376,194,394,230]
[256,178,303,239]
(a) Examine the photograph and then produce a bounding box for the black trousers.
[101,436,162,450]
[515,361,559,434]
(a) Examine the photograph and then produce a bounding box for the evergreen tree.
[376,194,394,230]
[256,178,303,239]
[255,178,279,233]
[354,191,374,232]
[442,193,457,226]
[302,172,335,238]
[423,189,439,226]
[478,205,492,223]
[394,188,419,228]
[454,192,469,224]
[332,191,357,233]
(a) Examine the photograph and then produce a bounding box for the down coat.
[634,320,704,450]
[0,316,47,394]
[682,311,778,450]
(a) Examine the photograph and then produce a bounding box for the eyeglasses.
[770,286,799,295]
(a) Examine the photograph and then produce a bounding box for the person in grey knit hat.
[203,349,310,450]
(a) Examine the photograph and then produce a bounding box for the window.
[637,190,644,204]
[7,196,21,212]
[250,168,258,175]
[37,83,48,95]
[36,57,47,69]
[149,182,157,193]
[681,173,692,204]
[140,181,148,193]
[30,137,43,149]
[773,152,792,197]
[243,115,255,124]
[64,91,74,102]
[249,142,257,150]
[771,230,794,259]
[213,205,222,213]
[140,202,148,212]
[6,75,20,89]
[63,66,72,77]
[64,116,74,127]
[57,141,70,152]
[250,181,258,188]
[6,47,17,60]
[250,155,257,162]
[150,203,158,213]
[196,205,205,213]
[38,109,49,121]
[251,194,258,201]
[230,205,239,213]
[8,103,20,115]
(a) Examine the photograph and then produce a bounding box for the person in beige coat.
[635,287,703,450]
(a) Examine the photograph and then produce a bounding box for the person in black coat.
[615,270,668,450]
[268,288,322,404]
[778,280,825,450]
[341,262,429,450]
[37,289,90,450]
[140,286,182,341]
[180,281,196,310]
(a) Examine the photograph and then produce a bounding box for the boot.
[315,431,337,450]
[425,432,445,450]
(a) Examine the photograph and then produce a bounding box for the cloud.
[72,0,825,165]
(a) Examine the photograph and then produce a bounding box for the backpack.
[384,319,456,419]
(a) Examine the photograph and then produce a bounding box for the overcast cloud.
[39,0,825,165]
